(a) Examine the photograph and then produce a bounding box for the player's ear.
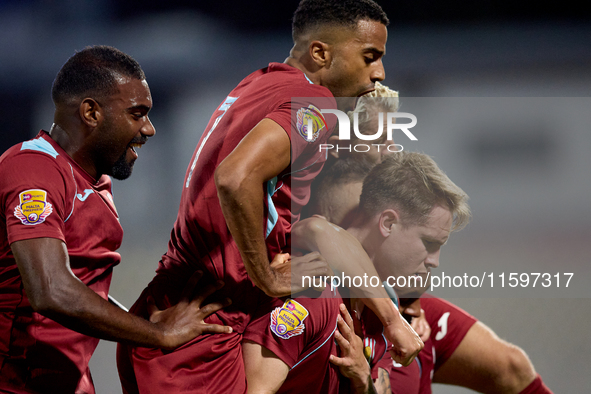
[79,98,103,129]
[379,209,400,237]
[309,40,331,67]
[327,134,341,159]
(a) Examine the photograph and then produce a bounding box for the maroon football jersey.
[153,62,336,332]
[0,131,122,393]
[119,63,336,394]
[421,295,477,371]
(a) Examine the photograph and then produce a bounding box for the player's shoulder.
[3,131,61,157]
[421,295,478,329]
[0,132,74,187]
[253,63,333,98]
[2,132,63,167]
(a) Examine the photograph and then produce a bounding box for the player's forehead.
[417,205,453,240]
[108,76,152,110]
[344,19,387,53]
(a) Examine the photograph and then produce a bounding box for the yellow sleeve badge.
[270,299,309,340]
[13,189,53,225]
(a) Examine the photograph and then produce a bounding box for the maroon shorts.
[117,279,248,394]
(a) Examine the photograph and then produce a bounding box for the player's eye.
[424,240,438,250]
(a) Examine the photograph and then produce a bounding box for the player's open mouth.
[355,87,376,106]
[128,142,143,159]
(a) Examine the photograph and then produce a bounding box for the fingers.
[303,250,322,260]
[191,280,225,306]
[270,253,291,269]
[333,328,350,355]
[385,317,424,366]
[276,253,291,263]
[199,323,233,335]
[293,251,324,264]
[196,297,232,319]
[329,353,347,367]
[339,304,354,333]
[179,270,204,301]
[299,265,330,278]
[292,255,329,277]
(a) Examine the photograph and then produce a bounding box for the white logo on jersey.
[435,312,450,341]
[76,189,94,201]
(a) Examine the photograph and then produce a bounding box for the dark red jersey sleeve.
[0,152,72,245]
[421,296,477,370]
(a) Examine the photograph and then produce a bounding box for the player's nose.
[371,59,385,82]
[141,117,156,137]
[425,250,440,269]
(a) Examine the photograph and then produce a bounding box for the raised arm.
[12,237,232,349]
[292,216,422,366]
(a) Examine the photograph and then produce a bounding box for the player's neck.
[284,54,320,86]
[346,221,379,261]
[49,122,98,180]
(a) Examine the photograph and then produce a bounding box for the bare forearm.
[13,238,167,347]
[215,170,284,296]
[294,219,422,365]
[374,368,392,394]
[214,119,293,297]
[351,373,378,394]
[293,218,404,327]
[39,276,168,348]
[293,218,388,298]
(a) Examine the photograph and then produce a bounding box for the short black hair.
[292,0,389,40]
[52,45,145,105]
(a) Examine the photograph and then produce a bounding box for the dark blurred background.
[1,1,590,392]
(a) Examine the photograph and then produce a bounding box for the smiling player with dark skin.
[0,46,231,394]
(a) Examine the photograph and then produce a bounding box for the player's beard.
[98,114,136,180]
[111,151,135,180]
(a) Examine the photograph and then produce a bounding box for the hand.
[148,271,232,350]
[268,251,331,296]
[330,304,374,394]
[384,312,423,367]
[410,308,431,342]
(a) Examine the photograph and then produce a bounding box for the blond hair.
[360,151,471,231]
[345,82,399,138]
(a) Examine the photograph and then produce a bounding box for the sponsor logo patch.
[270,299,309,339]
[14,189,53,225]
[296,104,327,142]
